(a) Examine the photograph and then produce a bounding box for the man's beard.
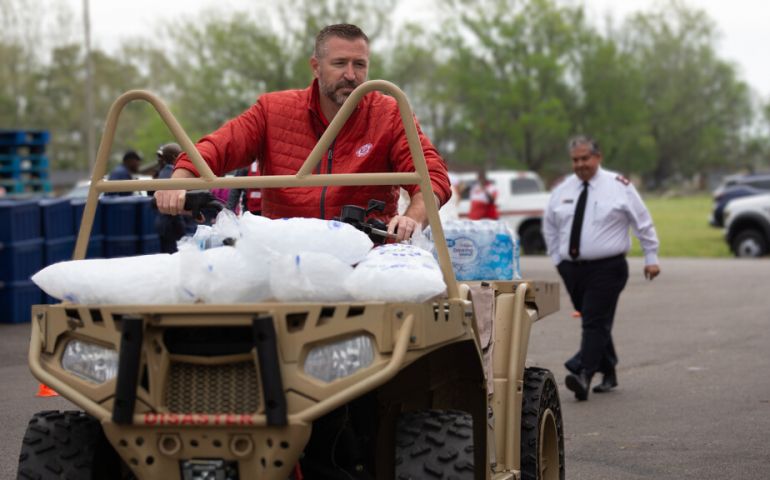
[321,79,360,106]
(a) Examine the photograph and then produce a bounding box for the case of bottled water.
[425,220,520,281]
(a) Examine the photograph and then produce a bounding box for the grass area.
[628,194,731,258]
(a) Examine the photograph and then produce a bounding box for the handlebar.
[151,190,226,224]
[335,201,398,244]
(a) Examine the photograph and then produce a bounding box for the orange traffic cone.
[571,311,581,318]
[36,383,58,397]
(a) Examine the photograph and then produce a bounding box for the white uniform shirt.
[543,167,659,266]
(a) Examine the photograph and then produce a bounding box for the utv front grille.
[166,361,261,414]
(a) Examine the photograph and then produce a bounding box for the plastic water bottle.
[513,236,522,280]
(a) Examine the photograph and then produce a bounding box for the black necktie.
[569,181,589,259]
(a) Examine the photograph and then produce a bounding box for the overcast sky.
[64,0,769,98]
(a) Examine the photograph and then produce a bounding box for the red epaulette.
[615,175,630,186]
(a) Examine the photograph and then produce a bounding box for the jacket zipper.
[319,141,335,219]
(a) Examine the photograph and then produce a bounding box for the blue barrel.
[0,281,42,324]
[100,196,140,237]
[140,234,161,254]
[137,196,158,236]
[71,198,103,237]
[0,199,41,243]
[87,235,105,259]
[39,198,75,239]
[0,237,44,283]
[104,235,139,258]
[44,236,76,265]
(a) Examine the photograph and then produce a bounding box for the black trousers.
[156,215,196,254]
[557,254,628,377]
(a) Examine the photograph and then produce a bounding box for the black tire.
[521,368,565,480]
[731,229,768,257]
[520,223,546,255]
[395,409,475,479]
[17,410,124,480]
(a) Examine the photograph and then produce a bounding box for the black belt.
[566,253,625,266]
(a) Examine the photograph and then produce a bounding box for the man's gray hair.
[313,24,369,59]
[568,135,600,155]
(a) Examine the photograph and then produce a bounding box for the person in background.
[152,143,194,253]
[226,161,261,215]
[543,135,661,401]
[225,167,248,215]
[154,24,450,242]
[154,143,182,180]
[148,143,182,197]
[468,169,499,220]
[106,150,142,196]
[210,186,231,206]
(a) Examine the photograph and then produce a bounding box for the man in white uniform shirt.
[543,135,661,401]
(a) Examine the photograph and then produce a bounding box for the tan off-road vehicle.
[18,80,563,480]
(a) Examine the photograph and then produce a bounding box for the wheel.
[17,410,124,480]
[395,409,475,479]
[521,368,565,480]
[732,230,768,257]
[520,223,546,255]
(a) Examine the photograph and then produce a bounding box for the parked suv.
[723,193,770,257]
[455,170,549,254]
[711,173,770,227]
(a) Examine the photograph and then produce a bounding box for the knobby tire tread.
[17,410,122,480]
[395,409,475,480]
[520,367,565,480]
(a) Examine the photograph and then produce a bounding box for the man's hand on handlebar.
[155,167,197,216]
[387,215,420,242]
[154,190,225,224]
[387,191,437,242]
[154,189,187,216]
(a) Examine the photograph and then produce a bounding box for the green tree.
[572,27,656,177]
[384,23,458,162]
[423,0,584,178]
[161,0,395,143]
[622,1,752,187]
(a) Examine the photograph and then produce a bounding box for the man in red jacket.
[155,24,450,241]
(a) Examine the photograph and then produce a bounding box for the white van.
[452,170,549,254]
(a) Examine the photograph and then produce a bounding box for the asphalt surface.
[1,257,769,479]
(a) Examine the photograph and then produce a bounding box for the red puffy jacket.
[174,80,450,221]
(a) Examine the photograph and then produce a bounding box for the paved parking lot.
[1,257,769,479]
[524,257,770,479]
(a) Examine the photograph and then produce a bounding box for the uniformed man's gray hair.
[568,135,601,155]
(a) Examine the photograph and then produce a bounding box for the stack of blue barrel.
[0,130,52,194]
[71,198,105,258]
[0,199,44,323]
[0,195,162,323]
[39,198,76,304]
[101,196,160,257]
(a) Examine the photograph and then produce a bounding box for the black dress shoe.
[592,370,618,393]
[565,371,592,401]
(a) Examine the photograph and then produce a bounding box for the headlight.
[62,340,119,384]
[303,335,375,383]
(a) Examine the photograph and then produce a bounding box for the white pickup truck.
[452,170,549,254]
[723,192,770,257]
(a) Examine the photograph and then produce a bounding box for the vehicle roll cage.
[74,80,459,300]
